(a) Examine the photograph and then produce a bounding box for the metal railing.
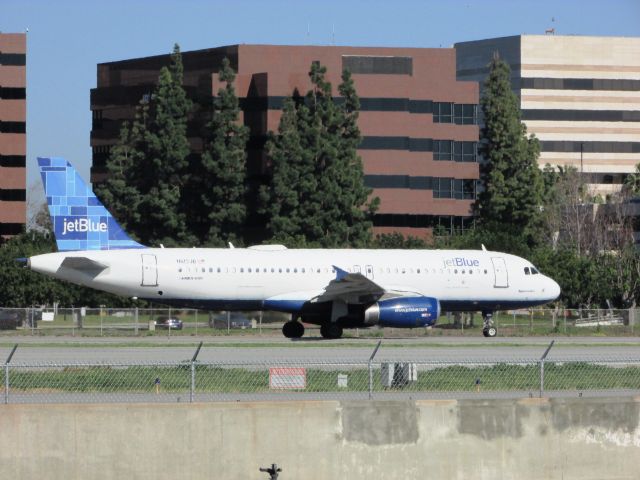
[3,354,640,404]
[0,306,637,336]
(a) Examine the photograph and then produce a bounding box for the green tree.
[94,118,146,240]
[623,163,640,196]
[475,54,543,242]
[195,57,249,246]
[97,44,193,247]
[262,63,377,247]
[260,96,311,246]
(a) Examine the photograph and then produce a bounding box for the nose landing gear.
[482,311,497,337]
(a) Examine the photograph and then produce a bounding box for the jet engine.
[363,296,440,328]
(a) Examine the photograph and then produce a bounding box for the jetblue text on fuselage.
[443,257,480,268]
[61,218,107,236]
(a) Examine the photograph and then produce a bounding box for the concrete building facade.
[455,35,640,195]
[90,45,479,239]
[0,33,27,237]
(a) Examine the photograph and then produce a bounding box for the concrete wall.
[1,397,639,480]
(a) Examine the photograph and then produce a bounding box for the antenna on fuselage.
[228,242,235,249]
[481,244,487,251]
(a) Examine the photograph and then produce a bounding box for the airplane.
[27,157,561,339]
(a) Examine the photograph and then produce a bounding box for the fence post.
[539,340,554,398]
[4,363,8,404]
[368,340,382,400]
[190,341,203,403]
[4,344,18,405]
[134,307,139,335]
[190,361,195,403]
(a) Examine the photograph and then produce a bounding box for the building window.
[433,102,453,123]
[434,140,453,161]
[342,55,413,75]
[454,104,477,125]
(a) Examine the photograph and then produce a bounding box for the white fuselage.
[28,247,560,313]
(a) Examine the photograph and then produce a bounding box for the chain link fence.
[0,306,638,336]
[3,355,640,404]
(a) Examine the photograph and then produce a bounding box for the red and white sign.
[269,367,306,389]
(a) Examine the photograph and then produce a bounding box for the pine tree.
[334,68,378,246]
[475,54,542,239]
[262,63,376,247]
[195,57,249,246]
[260,96,312,245]
[135,44,193,246]
[98,44,193,247]
[95,118,145,240]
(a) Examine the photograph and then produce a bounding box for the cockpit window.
[531,267,539,275]
[524,267,530,275]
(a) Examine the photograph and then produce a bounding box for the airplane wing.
[59,257,109,274]
[312,266,386,303]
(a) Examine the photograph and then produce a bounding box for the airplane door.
[365,265,374,280]
[491,257,508,288]
[353,265,361,274]
[141,254,158,287]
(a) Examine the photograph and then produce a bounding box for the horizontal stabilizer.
[60,256,109,273]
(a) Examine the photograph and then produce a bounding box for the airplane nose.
[548,278,561,300]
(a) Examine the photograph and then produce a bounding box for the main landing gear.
[482,311,497,338]
[282,318,305,339]
[320,322,343,339]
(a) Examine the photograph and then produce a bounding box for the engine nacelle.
[364,296,440,328]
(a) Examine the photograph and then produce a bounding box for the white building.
[455,35,640,195]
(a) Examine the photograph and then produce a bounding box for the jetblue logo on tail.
[61,218,107,235]
[38,157,145,251]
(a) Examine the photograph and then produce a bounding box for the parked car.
[0,310,23,330]
[208,312,252,329]
[154,316,183,330]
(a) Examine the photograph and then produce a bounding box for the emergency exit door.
[491,257,509,288]
[141,254,158,286]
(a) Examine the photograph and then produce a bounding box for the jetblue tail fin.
[38,157,145,251]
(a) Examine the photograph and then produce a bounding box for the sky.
[2,0,640,210]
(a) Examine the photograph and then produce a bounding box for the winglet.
[332,265,350,281]
[37,157,145,251]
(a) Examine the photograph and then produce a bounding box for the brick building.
[90,45,479,239]
[0,33,26,237]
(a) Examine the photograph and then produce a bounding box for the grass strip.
[3,363,639,394]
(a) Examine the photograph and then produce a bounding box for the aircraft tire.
[320,323,343,339]
[483,327,497,338]
[282,321,304,339]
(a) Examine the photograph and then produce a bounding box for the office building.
[0,32,26,237]
[91,45,480,239]
[455,35,640,195]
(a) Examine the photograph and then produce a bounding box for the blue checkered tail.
[38,157,145,251]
